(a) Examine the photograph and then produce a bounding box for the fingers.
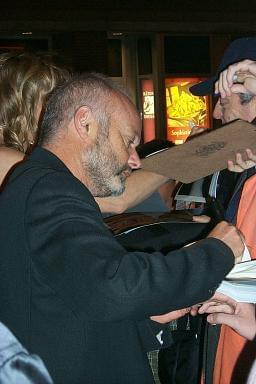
[230,82,252,95]
[243,76,256,94]
[217,71,231,98]
[226,60,256,82]
[192,215,211,223]
[227,160,244,173]
[198,292,237,315]
[150,307,191,324]
[207,303,256,340]
[198,301,218,313]
[199,302,235,315]
[228,149,256,172]
[214,80,220,96]
[209,291,237,304]
[207,312,235,326]
[190,304,202,316]
[245,148,256,162]
[215,59,256,98]
[228,153,248,172]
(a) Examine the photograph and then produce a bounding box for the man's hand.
[215,59,256,98]
[207,221,244,264]
[227,149,256,173]
[214,59,256,173]
[150,307,191,324]
[197,292,256,340]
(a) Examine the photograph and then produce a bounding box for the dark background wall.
[1,0,255,138]
[1,0,256,74]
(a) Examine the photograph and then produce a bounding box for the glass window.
[107,39,122,77]
[137,38,152,75]
[164,36,210,74]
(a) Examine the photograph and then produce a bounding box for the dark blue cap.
[190,37,256,96]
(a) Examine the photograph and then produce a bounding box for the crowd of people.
[0,37,255,384]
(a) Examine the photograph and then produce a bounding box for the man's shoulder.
[14,147,74,182]
[8,147,90,199]
[25,147,69,175]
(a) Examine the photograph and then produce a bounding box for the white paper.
[226,245,255,280]
[217,280,256,303]
[217,245,256,302]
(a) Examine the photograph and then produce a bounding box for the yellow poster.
[165,78,210,144]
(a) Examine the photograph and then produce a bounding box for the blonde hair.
[0,51,70,152]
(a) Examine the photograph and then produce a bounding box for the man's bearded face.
[83,133,131,197]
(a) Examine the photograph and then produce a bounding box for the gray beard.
[82,138,127,197]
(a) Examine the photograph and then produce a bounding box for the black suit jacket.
[0,147,234,384]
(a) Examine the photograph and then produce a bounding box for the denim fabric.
[0,322,53,384]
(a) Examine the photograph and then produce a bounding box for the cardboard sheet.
[141,120,256,183]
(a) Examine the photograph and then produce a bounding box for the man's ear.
[74,106,97,142]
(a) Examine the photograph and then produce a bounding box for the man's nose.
[128,148,141,169]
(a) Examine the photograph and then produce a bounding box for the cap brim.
[189,77,216,96]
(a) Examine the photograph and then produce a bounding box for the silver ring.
[232,74,238,82]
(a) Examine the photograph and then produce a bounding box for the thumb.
[230,84,248,94]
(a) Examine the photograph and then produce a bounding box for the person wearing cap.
[215,59,256,259]
[190,39,256,384]
[190,37,256,175]
[215,58,256,172]
[213,58,256,384]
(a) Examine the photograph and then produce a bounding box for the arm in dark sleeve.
[26,171,234,322]
[137,320,173,351]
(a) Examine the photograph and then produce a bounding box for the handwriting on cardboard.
[195,141,226,157]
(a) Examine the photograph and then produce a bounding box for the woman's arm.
[0,146,24,185]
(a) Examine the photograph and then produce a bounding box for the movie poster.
[141,79,155,143]
[165,78,210,144]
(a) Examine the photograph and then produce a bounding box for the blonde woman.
[0,51,70,185]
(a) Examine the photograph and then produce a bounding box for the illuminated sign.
[141,79,155,143]
[165,78,210,144]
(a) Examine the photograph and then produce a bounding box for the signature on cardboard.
[195,141,226,157]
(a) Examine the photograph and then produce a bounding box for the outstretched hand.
[228,149,256,173]
[150,307,191,324]
[196,292,256,340]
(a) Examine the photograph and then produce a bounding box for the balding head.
[39,73,131,146]
[39,72,141,197]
